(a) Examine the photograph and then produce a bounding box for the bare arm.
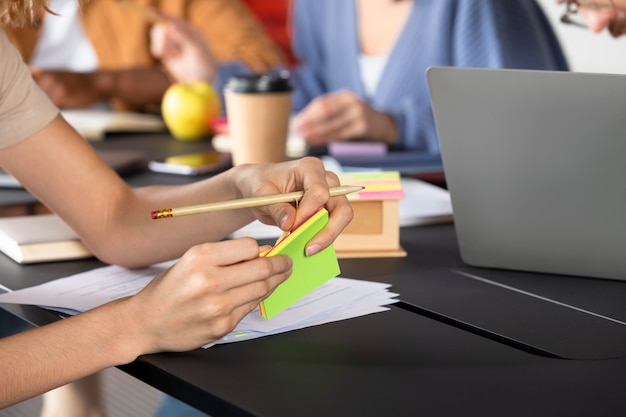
[0,116,353,267]
[0,237,293,407]
[0,116,354,408]
[0,111,352,407]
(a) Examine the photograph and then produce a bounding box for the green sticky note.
[259,208,340,320]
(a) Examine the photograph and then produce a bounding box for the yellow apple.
[161,81,221,141]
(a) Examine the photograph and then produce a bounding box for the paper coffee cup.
[224,71,292,165]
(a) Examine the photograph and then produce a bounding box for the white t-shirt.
[29,0,98,71]
[358,53,388,100]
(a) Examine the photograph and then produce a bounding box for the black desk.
[2,133,626,416]
[341,226,626,361]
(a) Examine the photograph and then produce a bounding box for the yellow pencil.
[151,185,364,220]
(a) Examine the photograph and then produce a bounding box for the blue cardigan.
[290,0,569,157]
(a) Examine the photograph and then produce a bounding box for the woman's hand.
[149,13,218,84]
[293,90,398,146]
[125,238,291,354]
[227,157,354,256]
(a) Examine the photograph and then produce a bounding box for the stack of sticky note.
[260,208,340,319]
[334,171,406,258]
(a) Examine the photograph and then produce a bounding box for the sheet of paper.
[0,262,174,313]
[0,262,398,347]
[399,177,453,226]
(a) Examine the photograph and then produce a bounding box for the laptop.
[427,66,626,281]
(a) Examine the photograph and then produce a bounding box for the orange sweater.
[4,0,286,72]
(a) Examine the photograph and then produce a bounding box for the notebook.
[61,109,166,141]
[427,66,626,281]
[0,214,92,264]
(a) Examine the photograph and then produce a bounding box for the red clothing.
[243,0,295,65]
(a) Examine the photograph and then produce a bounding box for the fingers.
[149,23,166,57]
[150,22,183,59]
[258,160,353,255]
[185,240,293,317]
[136,239,293,352]
[255,158,333,230]
[177,238,291,289]
[232,157,354,256]
[305,189,354,256]
[294,91,365,144]
[148,14,217,83]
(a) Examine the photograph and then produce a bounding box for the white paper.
[399,177,453,227]
[0,262,174,313]
[0,261,398,347]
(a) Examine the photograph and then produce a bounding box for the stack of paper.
[0,262,398,347]
[0,214,93,264]
[211,277,397,348]
[399,177,453,226]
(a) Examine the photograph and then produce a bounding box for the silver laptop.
[427,66,626,281]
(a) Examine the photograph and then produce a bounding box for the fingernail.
[306,244,321,257]
[279,214,289,230]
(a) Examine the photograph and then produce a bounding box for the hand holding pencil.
[150,157,355,256]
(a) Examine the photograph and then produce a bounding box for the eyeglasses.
[560,0,616,29]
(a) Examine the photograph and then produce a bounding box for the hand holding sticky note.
[259,208,340,319]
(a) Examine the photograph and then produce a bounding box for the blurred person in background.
[558,0,626,37]
[152,0,569,169]
[2,0,286,112]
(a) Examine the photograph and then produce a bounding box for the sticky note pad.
[259,208,340,320]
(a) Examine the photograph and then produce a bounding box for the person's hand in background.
[150,13,218,84]
[292,90,398,146]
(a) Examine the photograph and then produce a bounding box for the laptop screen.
[427,66,626,281]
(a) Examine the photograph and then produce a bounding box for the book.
[259,208,340,319]
[61,109,166,141]
[0,214,93,264]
